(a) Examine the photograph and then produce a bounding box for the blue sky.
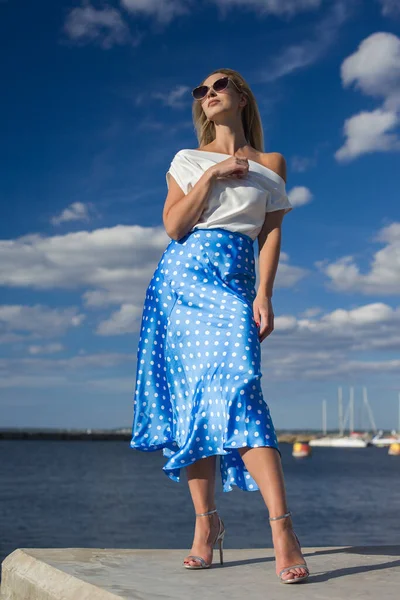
[1,0,399,431]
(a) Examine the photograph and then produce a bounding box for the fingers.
[258,314,274,342]
[230,157,248,178]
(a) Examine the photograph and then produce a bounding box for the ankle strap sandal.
[183,508,226,569]
[269,510,310,583]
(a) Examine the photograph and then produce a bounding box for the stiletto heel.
[269,510,309,584]
[183,508,226,569]
[218,528,225,565]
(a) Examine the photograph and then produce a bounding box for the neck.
[209,123,248,155]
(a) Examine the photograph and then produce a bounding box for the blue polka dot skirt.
[130,227,281,492]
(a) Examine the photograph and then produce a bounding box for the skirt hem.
[129,438,281,492]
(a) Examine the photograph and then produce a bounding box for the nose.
[205,90,218,105]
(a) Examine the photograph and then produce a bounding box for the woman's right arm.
[163,168,217,240]
[163,156,249,240]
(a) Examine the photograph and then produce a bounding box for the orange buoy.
[388,442,400,456]
[292,442,312,458]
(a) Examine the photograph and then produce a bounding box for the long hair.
[192,68,264,152]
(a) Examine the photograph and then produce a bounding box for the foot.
[183,510,221,567]
[270,516,308,581]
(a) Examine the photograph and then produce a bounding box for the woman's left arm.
[254,153,287,343]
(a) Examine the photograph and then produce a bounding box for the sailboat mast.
[322,399,327,435]
[338,386,344,436]
[398,392,400,434]
[349,386,354,433]
[362,386,377,433]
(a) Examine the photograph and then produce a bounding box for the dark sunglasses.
[191,76,243,101]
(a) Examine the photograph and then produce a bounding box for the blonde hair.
[192,68,264,152]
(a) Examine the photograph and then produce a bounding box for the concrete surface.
[1,546,400,599]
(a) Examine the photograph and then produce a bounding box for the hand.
[209,156,249,180]
[253,294,274,342]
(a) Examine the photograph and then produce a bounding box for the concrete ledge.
[1,546,400,599]
[0,549,120,600]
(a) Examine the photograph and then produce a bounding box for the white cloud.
[64,2,133,49]
[0,352,134,388]
[261,300,400,380]
[336,32,400,161]
[93,254,307,335]
[51,202,93,226]
[300,307,323,318]
[290,142,328,172]
[210,0,322,17]
[94,253,307,335]
[288,186,313,207]
[0,225,306,333]
[28,343,64,355]
[321,302,394,326]
[121,0,322,21]
[85,377,135,393]
[149,85,191,109]
[290,155,316,172]
[1,299,399,386]
[121,0,189,23]
[378,0,400,17]
[0,375,72,389]
[335,108,400,161]
[257,251,308,290]
[261,1,351,81]
[277,301,400,336]
[96,303,142,335]
[0,332,26,344]
[0,305,84,336]
[340,32,400,100]
[0,352,133,374]
[316,222,400,295]
[0,225,167,298]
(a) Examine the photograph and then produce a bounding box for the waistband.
[183,227,254,245]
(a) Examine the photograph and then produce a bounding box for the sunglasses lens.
[192,85,207,100]
[192,77,230,100]
[214,77,229,92]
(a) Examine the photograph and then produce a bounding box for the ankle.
[195,508,217,517]
[271,520,294,536]
[269,514,293,532]
[196,512,218,526]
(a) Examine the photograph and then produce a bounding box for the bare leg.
[183,455,221,567]
[238,446,308,581]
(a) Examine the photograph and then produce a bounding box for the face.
[198,73,247,119]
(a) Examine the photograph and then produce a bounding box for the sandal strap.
[186,555,208,567]
[269,510,291,521]
[279,564,308,576]
[196,508,217,517]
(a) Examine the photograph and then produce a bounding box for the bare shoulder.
[260,152,287,182]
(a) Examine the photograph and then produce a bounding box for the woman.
[130,68,309,584]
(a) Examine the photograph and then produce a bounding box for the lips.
[208,99,220,106]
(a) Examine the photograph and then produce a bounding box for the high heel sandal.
[183,508,225,569]
[269,510,310,584]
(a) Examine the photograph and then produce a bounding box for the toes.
[185,558,201,567]
[282,571,295,580]
[282,568,306,580]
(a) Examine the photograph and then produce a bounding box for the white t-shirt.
[166,149,292,241]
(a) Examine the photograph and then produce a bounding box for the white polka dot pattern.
[130,227,281,492]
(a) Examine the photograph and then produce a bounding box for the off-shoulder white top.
[166,149,292,241]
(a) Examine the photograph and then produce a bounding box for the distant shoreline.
[0,429,378,443]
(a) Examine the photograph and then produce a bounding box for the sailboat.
[309,386,375,448]
[371,392,400,447]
